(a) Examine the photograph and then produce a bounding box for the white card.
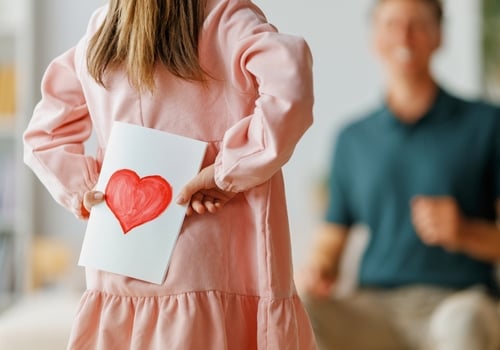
[78,121,207,284]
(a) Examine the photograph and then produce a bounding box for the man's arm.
[297,223,349,298]
[411,196,500,262]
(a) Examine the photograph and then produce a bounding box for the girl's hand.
[83,190,105,214]
[176,165,236,216]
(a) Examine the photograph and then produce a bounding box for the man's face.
[372,0,442,80]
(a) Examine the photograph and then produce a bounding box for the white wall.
[32,0,105,253]
[31,0,482,266]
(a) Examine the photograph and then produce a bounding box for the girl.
[23,0,316,348]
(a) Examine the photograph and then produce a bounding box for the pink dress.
[23,0,316,349]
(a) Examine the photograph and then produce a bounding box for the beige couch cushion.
[0,291,80,350]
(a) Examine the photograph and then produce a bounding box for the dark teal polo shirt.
[326,87,500,292]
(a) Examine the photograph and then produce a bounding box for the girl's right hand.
[83,190,105,213]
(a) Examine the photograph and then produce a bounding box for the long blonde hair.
[87,0,206,92]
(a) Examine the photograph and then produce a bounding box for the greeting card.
[79,121,206,284]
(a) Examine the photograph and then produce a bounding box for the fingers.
[175,174,205,206]
[411,196,438,243]
[410,195,462,248]
[411,198,432,228]
[176,165,215,206]
[188,193,220,215]
[176,165,237,216]
[176,184,196,206]
[203,196,217,214]
[190,193,207,215]
[296,265,335,299]
[83,191,105,212]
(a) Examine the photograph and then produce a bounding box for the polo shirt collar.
[377,86,453,127]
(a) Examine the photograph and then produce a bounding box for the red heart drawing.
[105,169,173,234]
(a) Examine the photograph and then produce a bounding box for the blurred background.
[0,0,497,348]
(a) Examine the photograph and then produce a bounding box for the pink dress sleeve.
[23,46,98,219]
[212,1,314,193]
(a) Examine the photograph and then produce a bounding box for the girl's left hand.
[83,190,105,211]
[176,164,236,216]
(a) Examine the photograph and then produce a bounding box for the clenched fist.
[411,196,465,252]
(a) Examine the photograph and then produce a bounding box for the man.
[299,0,500,349]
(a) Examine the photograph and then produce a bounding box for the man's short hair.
[373,0,443,24]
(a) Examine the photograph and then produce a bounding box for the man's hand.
[176,164,236,216]
[296,255,337,299]
[411,196,464,251]
[296,223,348,299]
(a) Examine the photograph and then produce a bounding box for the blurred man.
[299,0,500,349]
